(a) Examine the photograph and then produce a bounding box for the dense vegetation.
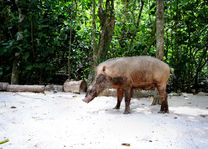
[0,0,207,92]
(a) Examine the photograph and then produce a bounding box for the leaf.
[0,67,3,76]
[65,2,71,7]
[26,65,33,71]
[122,143,130,146]
[23,52,30,60]
[0,139,9,144]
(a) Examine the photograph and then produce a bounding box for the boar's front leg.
[114,88,124,109]
[124,88,133,114]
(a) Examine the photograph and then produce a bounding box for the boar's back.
[96,56,170,89]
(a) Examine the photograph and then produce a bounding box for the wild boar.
[83,56,170,114]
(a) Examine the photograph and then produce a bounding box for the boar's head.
[83,73,108,103]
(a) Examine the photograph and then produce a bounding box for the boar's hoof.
[159,101,169,113]
[123,109,131,114]
[158,110,169,114]
[113,106,120,110]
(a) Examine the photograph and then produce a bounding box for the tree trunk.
[11,57,19,84]
[92,0,98,69]
[7,85,45,93]
[127,0,144,54]
[97,0,115,61]
[156,0,164,60]
[88,0,115,84]
[68,0,73,80]
[11,0,25,84]
[30,15,35,57]
[87,0,98,85]
[173,0,180,90]
[152,0,164,105]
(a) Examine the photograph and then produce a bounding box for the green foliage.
[0,0,207,92]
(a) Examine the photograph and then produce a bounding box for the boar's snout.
[83,89,97,103]
[83,73,108,104]
[83,94,93,103]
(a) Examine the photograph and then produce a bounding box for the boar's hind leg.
[124,88,132,114]
[157,85,169,113]
[114,88,124,109]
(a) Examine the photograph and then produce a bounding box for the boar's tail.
[170,69,176,80]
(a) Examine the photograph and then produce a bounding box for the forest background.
[0,0,207,93]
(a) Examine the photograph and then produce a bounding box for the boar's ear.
[102,66,106,72]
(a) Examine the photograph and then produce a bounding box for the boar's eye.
[88,88,97,97]
[96,74,106,84]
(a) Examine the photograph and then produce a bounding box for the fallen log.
[7,85,45,93]
[99,89,156,98]
[0,82,9,91]
[63,80,87,94]
[45,85,63,92]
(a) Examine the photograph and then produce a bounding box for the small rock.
[200,114,207,118]
[191,89,196,94]
[0,82,9,91]
[10,106,16,109]
[197,92,208,96]
[182,93,188,97]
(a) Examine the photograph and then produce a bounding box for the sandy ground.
[0,92,208,149]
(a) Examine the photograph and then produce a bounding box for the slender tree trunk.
[152,0,164,105]
[142,19,156,55]
[127,0,144,54]
[87,0,98,85]
[11,57,19,84]
[68,0,73,80]
[31,15,35,57]
[92,0,98,69]
[165,28,169,59]
[175,0,179,59]
[11,0,25,84]
[156,0,164,60]
[173,0,180,90]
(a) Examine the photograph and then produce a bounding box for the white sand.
[0,92,208,149]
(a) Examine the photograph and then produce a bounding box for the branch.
[142,19,156,55]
